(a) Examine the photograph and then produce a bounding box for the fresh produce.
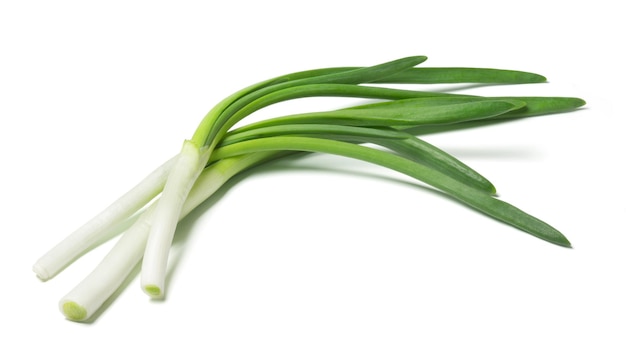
[33,56,585,321]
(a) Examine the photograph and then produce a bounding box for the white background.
[1,1,624,361]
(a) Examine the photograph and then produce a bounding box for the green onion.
[33,56,585,321]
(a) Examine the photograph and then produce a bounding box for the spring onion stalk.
[140,56,433,297]
[60,151,282,321]
[137,61,547,297]
[140,141,210,297]
[135,60,431,296]
[32,155,178,281]
[33,56,586,321]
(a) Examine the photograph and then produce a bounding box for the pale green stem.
[140,140,209,298]
[60,152,278,321]
[33,155,178,281]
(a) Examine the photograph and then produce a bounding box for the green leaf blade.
[375,136,497,194]
[329,98,527,125]
[410,96,585,135]
[491,96,586,119]
[212,136,571,247]
[220,124,409,147]
[374,67,547,84]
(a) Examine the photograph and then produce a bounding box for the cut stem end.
[143,284,163,298]
[61,301,88,321]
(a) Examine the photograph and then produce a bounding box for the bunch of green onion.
[33,56,585,322]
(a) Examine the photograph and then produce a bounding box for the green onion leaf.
[211,136,570,247]
[374,67,547,84]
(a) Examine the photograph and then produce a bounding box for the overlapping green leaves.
[200,57,584,247]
